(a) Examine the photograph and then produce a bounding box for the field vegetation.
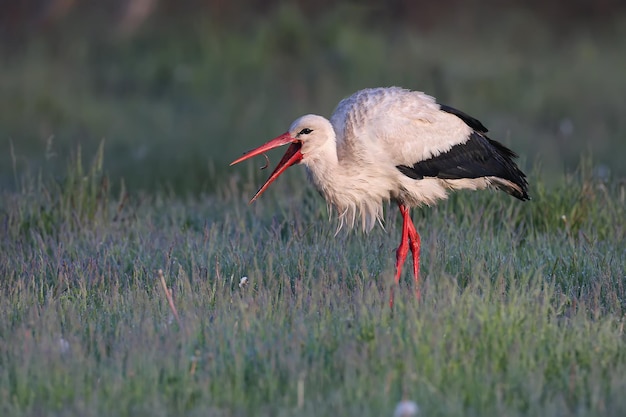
[1,2,625,416]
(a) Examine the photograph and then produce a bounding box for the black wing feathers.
[439,104,488,133]
[397,132,521,181]
[397,105,529,200]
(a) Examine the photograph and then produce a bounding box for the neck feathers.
[303,137,387,233]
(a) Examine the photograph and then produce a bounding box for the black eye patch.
[298,128,313,135]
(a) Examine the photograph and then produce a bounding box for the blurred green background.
[1,0,625,194]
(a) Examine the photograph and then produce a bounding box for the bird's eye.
[298,128,313,136]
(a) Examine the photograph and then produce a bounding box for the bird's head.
[230,114,333,202]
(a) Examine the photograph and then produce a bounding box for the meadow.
[1,5,625,417]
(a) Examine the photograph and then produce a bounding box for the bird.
[230,87,529,307]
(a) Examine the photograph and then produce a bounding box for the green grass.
[1,6,626,416]
[0,144,624,417]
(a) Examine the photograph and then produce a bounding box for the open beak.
[230,132,303,202]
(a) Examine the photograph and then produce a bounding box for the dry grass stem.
[158,268,182,329]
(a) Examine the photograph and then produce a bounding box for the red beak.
[230,132,303,202]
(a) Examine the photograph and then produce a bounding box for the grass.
[1,5,626,416]
[0,143,624,417]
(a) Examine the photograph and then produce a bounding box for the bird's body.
[297,87,527,231]
[231,87,529,307]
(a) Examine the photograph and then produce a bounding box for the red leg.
[390,204,422,308]
[406,216,421,301]
[390,204,411,308]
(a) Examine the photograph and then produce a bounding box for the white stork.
[231,87,529,307]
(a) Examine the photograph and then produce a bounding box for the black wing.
[396,105,529,200]
[439,104,488,133]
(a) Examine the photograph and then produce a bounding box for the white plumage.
[231,87,528,307]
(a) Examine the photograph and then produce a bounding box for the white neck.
[302,136,339,197]
[302,131,387,232]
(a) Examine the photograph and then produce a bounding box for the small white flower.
[239,276,249,288]
[393,400,419,417]
[58,337,70,354]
